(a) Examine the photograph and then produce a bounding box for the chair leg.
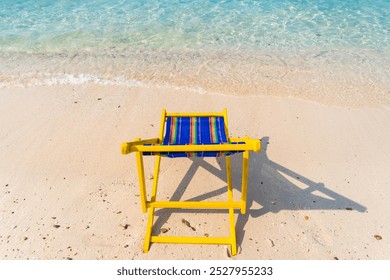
[135,151,147,213]
[226,156,237,256]
[226,156,233,193]
[143,207,155,253]
[143,156,161,253]
[151,156,161,201]
[241,151,250,214]
[229,208,237,256]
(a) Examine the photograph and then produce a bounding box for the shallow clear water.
[0,0,389,105]
[1,0,389,52]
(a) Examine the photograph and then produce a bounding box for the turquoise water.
[1,0,389,51]
[0,0,389,104]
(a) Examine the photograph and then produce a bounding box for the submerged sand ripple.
[0,47,389,107]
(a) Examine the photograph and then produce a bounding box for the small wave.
[0,73,209,95]
[39,74,144,87]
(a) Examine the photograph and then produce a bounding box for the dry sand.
[0,84,389,260]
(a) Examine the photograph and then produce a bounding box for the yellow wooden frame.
[121,109,260,255]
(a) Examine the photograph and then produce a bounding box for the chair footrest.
[147,201,242,209]
[151,235,233,245]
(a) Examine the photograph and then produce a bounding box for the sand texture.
[0,84,389,260]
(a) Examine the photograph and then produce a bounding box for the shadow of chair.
[152,136,366,252]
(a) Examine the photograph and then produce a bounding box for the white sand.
[0,84,389,259]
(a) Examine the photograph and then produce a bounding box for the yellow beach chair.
[121,109,260,255]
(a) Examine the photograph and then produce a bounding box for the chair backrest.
[163,116,228,145]
[161,115,229,158]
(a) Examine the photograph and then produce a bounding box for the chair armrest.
[229,137,261,152]
[121,138,160,154]
[128,138,260,153]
